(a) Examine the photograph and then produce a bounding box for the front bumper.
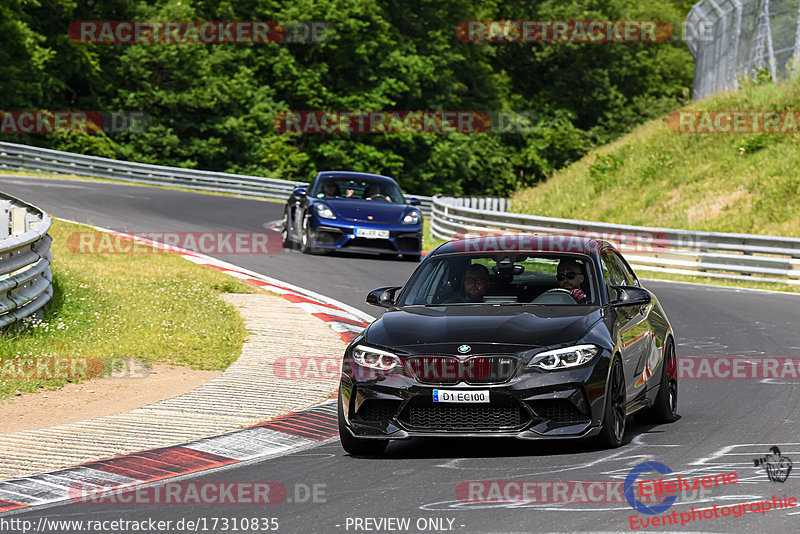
[339,355,612,440]
[309,218,422,254]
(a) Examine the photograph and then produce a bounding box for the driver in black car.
[556,258,588,303]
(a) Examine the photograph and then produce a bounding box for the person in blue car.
[320,181,341,198]
[364,183,392,202]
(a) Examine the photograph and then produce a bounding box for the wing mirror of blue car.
[408,198,421,206]
[366,286,402,308]
[610,285,651,307]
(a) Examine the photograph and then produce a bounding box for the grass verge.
[423,218,448,253]
[0,219,254,402]
[637,271,799,294]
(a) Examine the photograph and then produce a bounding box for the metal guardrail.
[442,197,508,212]
[431,196,800,285]
[0,142,433,215]
[0,192,53,330]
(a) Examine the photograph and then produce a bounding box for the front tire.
[338,395,388,456]
[596,357,626,448]
[300,214,315,254]
[635,340,678,424]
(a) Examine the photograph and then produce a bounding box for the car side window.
[403,259,450,305]
[612,251,639,287]
[600,251,626,301]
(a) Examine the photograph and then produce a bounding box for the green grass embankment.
[508,77,800,293]
[0,219,253,401]
[511,78,800,236]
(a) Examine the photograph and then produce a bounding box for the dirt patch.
[687,188,750,224]
[0,364,221,433]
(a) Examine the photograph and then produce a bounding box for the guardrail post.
[11,207,27,236]
[0,201,10,239]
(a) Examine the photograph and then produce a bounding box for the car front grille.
[395,236,420,251]
[528,399,590,423]
[346,237,397,250]
[402,405,527,431]
[406,356,518,385]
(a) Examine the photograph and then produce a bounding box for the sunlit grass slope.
[511,78,800,238]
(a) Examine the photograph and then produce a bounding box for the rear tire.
[635,340,678,424]
[281,209,292,248]
[338,395,388,456]
[402,253,421,262]
[596,357,626,449]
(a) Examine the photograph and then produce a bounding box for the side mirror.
[366,286,402,308]
[610,285,651,307]
[293,187,307,197]
[408,197,421,206]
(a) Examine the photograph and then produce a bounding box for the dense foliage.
[1,0,694,196]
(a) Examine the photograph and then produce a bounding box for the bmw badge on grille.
[458,345,471,354]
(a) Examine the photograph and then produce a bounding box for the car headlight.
[527,344,600,370]
[353,344,400,371]
[315,203,336,219]
[402,210,420,224]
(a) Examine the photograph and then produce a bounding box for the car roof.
[315,171,399,184]
[432,234,607,256]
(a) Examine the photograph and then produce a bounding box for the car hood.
[365,306,603,353]
[319,198,409,223]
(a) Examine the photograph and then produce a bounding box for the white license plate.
[433,390,489,403]
[356,228,390,239]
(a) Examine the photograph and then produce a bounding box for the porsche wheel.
[281,209,292,248]
[300,213,314,254]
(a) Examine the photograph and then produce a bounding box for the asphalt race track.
[2,175,799,533]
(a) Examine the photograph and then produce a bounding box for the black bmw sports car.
[338,235,678,454]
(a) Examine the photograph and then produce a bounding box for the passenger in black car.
[464,264,491,302]
[556,258,588,303]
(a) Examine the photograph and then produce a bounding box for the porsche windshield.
[314,178,404,203]
[397,253,599,306]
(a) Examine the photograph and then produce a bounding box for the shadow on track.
[341,417,681,460]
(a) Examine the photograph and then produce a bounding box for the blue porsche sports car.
[281,171,423,259]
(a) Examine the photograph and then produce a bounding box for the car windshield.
[396,253,598,306]
[314,178,404,203]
